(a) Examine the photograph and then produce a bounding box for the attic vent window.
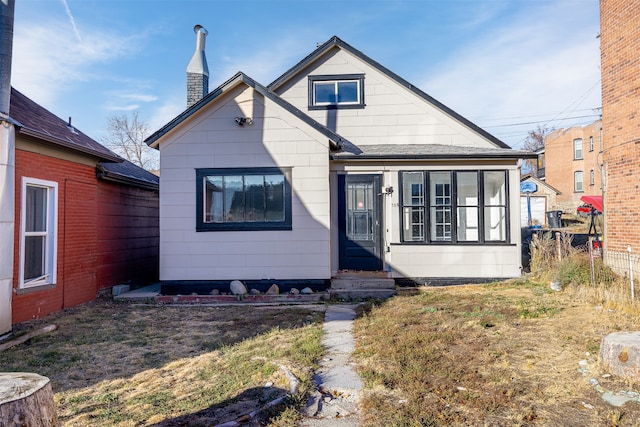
[308,74,364,110]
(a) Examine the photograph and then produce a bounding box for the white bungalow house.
[145,32,533,289]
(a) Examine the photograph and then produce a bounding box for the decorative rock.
[289,288,300,295]
[249,288,261,295]
[266,284,280,295]
[550,281,562,291]
[301,287,313,294]
[230,280,247,295]
[209,289,220,295]
[600,331,640,379]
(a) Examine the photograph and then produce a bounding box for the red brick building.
[7,88,159,325]
[540,120,603,212]
[600,1,640,267]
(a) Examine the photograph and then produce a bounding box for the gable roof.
[10,87,121,162]
[268,36,510,150]
[520,174,561,194]
[145,72,361,154]
[11,87,159,190]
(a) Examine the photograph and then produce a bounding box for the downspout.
[0,0,16,335]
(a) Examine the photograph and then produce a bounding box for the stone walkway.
[300,304,363,427]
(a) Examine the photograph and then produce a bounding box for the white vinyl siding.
[158,84,331,281]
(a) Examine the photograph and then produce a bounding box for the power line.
[483,114,601,129]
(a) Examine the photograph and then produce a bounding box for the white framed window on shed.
[19,177,58,289]
[574,171,584,192]
[308,74,365,110]
[573,138,583,160]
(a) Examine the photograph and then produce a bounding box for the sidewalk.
[301,304,363,427]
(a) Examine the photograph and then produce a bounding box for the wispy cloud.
[59,0,81,43]
[12,8,141,109]
[419,2,601,147]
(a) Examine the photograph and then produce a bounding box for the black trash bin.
[546,210,563,228]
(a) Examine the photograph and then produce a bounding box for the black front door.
[338,174,383,271]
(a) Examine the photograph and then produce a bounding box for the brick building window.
[599,128,603,152]
[574,171,584,192]
[19,177,58,289]
[574,138,583,160]
[589,136,594,152]
[590,169,595,186]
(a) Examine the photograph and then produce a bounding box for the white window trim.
[19,177,58,289]
[573,138,583,160]
[574,171,584,192]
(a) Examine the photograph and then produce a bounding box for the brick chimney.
[186,25,209,109]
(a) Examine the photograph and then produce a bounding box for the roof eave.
[146,71,358,152]
[330,152,537,161]
[96,164,159,190]
[145,72,247,147]
[19,127,123,163]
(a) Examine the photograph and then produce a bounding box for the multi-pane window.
[430,172,452,241]
[589,136,594,152]
[574,171,584,192]
[400,171,508,244]
[308,74,364,109]
[20,178,58,288]
[401,172,425,241]
[574,138,583,160]
[196,168,292,231]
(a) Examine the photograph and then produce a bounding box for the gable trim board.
[149,36,534,283]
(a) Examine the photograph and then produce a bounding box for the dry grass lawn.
[0,301,325,426]
[353,279,640,426]
[4,269,640,426]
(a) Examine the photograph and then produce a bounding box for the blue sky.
[11,0,601,149]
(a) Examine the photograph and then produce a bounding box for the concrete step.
[330,288,397,300]
[331,278,395,290]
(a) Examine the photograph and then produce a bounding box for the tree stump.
[0,372,59,426]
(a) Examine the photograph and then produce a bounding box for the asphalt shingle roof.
[10,87,121,162]
[331,144,537,160]
[11,87,159,190]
